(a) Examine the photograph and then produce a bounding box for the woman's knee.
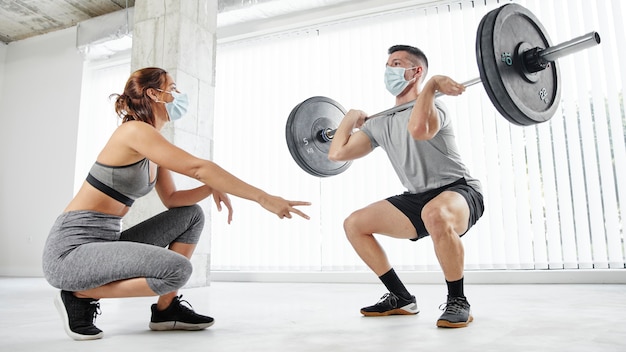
[147,254,193,295]
[186,204,205,226]
[174,204,205,244]
[174,258,193,286]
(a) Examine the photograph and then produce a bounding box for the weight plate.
[476,3,561,126]
[285,96,352,177]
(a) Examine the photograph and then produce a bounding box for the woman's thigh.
[49,241,190,292]
[120,205,204,246]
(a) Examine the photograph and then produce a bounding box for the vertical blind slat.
[608,0,626,264]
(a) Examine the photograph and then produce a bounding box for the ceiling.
[0,0,362,44]
[0,0,132,43]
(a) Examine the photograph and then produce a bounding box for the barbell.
[285,3,602,177]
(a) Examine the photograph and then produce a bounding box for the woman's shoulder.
[105,121,162,152]
[118,120,154,130]
[113,120,157,136]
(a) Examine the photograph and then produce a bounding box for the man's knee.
[421,204,455,238]
[343,210,367,240]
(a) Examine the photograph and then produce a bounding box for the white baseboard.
[4,269,623,285]
[211,269,626,284]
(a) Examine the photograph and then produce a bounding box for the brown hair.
[110,67,168,127]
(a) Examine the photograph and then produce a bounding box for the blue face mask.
[157,89,189,121]
[384,66,416,96]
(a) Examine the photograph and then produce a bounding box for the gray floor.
[1,277,625,352]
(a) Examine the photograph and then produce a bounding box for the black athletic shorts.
[386,178,484,241]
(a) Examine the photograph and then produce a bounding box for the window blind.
[211,0,626,272]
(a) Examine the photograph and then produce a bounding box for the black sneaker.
[149,295,214,331]
[54,290,103,340]
[360,292,419,316]
[437,296,473,328]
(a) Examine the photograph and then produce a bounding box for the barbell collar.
[523,31,601,74]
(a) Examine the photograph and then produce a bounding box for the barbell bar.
[318,31,600,142]
[285,3,602,177]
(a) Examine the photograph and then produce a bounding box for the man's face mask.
[384,66,416,96]
[157,89,189,121]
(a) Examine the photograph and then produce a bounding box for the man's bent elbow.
[328,149,347,162]
[408,125,432,141]
[328,151,340,162]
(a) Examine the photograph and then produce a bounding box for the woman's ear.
[146,88,159,102]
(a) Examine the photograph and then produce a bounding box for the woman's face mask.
[384,66,416,96]
[157,89,189,121]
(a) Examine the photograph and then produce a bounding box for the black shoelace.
[89,300,102,322]
[175,295,196,313]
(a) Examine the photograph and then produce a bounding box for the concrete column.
[124,0,217,287]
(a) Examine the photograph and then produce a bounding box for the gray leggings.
[42,205,204,295]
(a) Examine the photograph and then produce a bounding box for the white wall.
[0,42,6,97]
[0,27,84,276]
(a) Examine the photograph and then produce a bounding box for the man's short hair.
[388,45,429,70]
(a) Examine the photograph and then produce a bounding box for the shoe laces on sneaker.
[89,300,102,323]
[172,295,196,313]
[377,292,399,307]
[438,296,469,314]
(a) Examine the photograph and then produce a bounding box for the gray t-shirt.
[360,100,482,195]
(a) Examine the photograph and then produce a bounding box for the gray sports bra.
[86,158,156,206]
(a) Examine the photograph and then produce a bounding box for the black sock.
[379,268,412,300]
[446,277,465,298]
